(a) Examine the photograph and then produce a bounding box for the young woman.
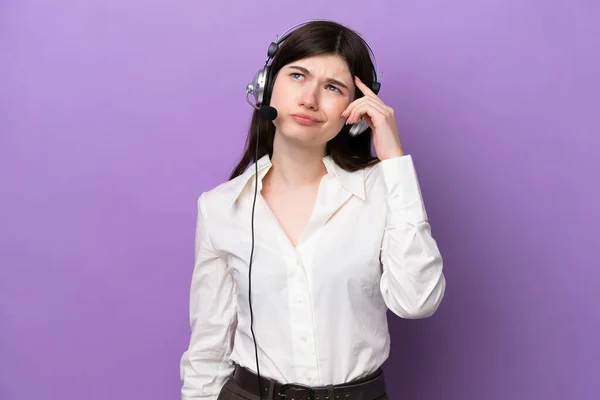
[180,20,446,400]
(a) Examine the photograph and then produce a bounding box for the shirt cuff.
[380,155,428,225]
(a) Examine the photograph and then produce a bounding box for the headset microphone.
[259,106,278,121]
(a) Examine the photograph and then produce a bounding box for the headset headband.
[265,19,382,82]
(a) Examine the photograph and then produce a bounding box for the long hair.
[229,21,380,180]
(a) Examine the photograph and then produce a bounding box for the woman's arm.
[378,155,446,319]
[180,192,237,400]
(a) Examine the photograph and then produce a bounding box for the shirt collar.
[228,154,272,207]
[228,154,366,207]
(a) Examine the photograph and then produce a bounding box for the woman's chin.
[280,128,323,145]
[275,122,338,146]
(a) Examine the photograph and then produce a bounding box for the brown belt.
[232,363,386,400]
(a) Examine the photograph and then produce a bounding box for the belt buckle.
[278,383,316,400]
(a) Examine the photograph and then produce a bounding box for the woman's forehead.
[283,54,351,76]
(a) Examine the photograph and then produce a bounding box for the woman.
[180,20,446,400]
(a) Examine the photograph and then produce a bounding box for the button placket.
[288,253,318,384]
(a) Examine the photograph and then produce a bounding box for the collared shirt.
[180,154,446,400]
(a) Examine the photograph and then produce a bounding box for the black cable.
[248,115,263,399]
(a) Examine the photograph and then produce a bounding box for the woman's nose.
[298,86,319,110]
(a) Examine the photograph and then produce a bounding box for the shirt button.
[301,336,308,343]
[306,376,312,382]
[297,296,303,304]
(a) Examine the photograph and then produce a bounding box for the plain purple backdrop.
[1,1,599,399]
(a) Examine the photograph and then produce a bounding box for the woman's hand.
[341,76,405,160]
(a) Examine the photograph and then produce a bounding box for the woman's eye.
[289,73,341,93]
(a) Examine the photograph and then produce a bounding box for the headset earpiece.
[267,42,279,58]
[246,67,268,109]
[372,81,381,95]
[348,79,380,136]
[348,118,370,136]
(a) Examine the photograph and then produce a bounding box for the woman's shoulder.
[197,173,247,211]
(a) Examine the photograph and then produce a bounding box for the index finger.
[354,76,378,98]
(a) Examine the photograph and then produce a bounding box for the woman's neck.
[267,134,328,189]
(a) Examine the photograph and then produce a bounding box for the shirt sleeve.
[378,155,446,319]
[180,192,237,399]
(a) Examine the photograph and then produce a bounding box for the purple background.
[1,1,599,399]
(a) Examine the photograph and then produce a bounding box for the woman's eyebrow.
[287,65,350,90]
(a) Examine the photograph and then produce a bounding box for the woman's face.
[269,53,356,147]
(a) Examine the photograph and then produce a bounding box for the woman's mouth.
[290,114,323,126]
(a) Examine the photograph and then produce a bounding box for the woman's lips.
[290,114,323,126]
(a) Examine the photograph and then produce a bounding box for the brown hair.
[229,21,380,180]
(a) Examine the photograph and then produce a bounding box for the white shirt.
[180,154,446,400]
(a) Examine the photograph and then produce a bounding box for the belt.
[232,364,386,400]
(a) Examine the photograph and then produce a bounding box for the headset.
[242,20,382,399]
[245,20,382,136]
